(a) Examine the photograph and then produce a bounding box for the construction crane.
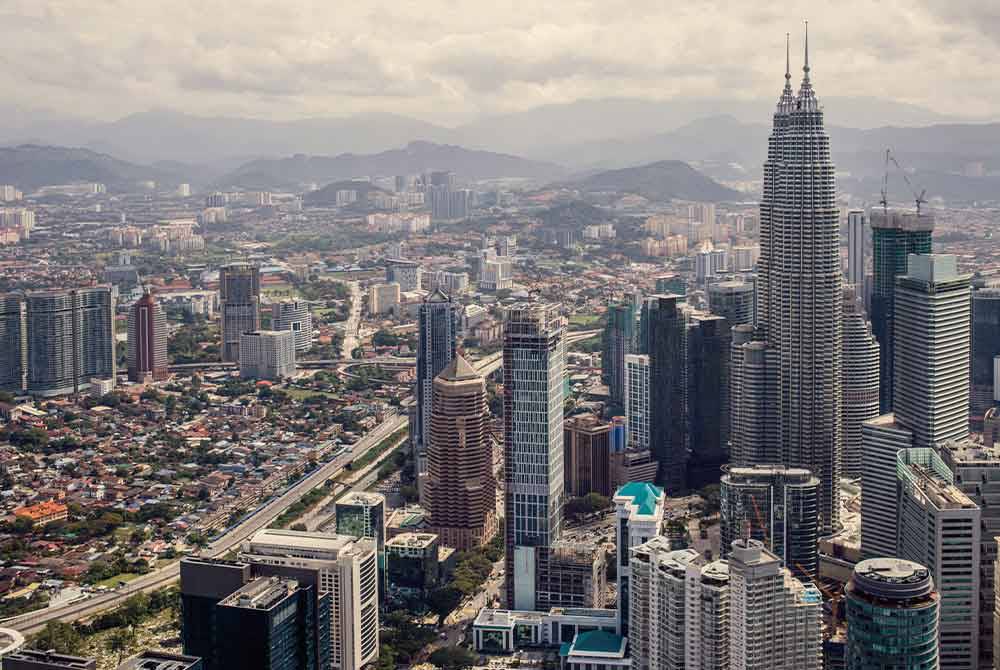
[881,148,928,215]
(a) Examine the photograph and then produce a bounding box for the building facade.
[219,263,261,362]
[613,481,664,638]
[840,287,880,479]
[601,303,636,407]
[127,291,169,382]
[687,313,731,486]
[271,300,313,353]
[645,294,689,492]
[846,210,866,298]
[0,294,25,392]
[971,289,1000,429]
[707,280,754,328]
[239,330,296,380]
[623,354,650,451]
[563,414,612,498]
[414,290,459,486]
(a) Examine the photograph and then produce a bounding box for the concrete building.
[841,287,880,479]
[424,355,498,551]
[720,464,820,579]
[127,291,169,382]
[1,651,96,670]
[385,532,447,601]
[503,303,565,610]
[480,259,512,291]
[645,294,689,491]
[602,303,637,407]
[117,652,203,670]
[859,413,914,558]
[687,313,731,486]
[708,280,754,327]
[870,208,933,412]
[219,263,261,362]
[845,558,939,670]
[563,415,612,498]
[239,529,380,670]
[239,330,296,380]
[539,540,607,609]
[729,327,779,467]
[271,300,313,353]
[334,492,387,598]
[728,539,822,670]
[179,557,254,670]
[472,607,619,654]
[971,289,1000,429]
[414,289,459,484]
[613,481,664,638]
[0,294,25,393]
[623,354,650,451]
[367,282,400,316]
[25,286,116,396]
[896,448,980,670]
[846,209,866,299]
[385,258,421,292]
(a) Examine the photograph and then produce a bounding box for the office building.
[728,539,822,670]
[563,415,612,498]
[385,532,449,601]
[414,290,459,484]
[0,294,25,392]
[239,330,295,380]
[215,577,324,670]
[894,254,971,447]
[1,651,96,670]
[613,481,664,638]
[480,259,512,291]
[870,208,934,412]
[708,280,754,327]
[424,355,497,551]
[368,282,400,315]
[846,209,866,297]
[845,558,939,670]
[219,263,261,362]
[972,289,1000,429]
[127,291,169,382]
[271,300,313,353]
[645,294,689,491]
[502,303,565,610]
[601,303,637,407]
[859,414,914,558]
[541,540,608,609]
[623,354,650,451]
[117,652,202,670]
[334,492,387,599]
[841,287,880,479]
[385,258,420,291]
[180,557,253,670]
[26,286,116,396]
[741,41,843,532]
[239,529,379,670]
[729,329,780,467]
[687,313,731,486]
[720,465,819,579]
[896,448,980,670]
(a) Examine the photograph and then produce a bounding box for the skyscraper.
[623,354,650,451]
[737,35,843,531]
[707,280,755,328]
[870,208,934,412]
[239,330,296,380]
[425,354,497,551]
[127,291,169,382]
[840,287,880,479]
[219,263,261,363]
[502,303,565,610]
[845,558,939,670]
[613,481,664,638]
[846,210,866,297]
[271,300,313,353]
[601,302,636,407]
[0,294,25,393]
[25,286,116,396]
[971,289,1000,429]
[687,313,731,486]
[334,492,387,598]
[645,294,688,492]
[414,289,458,489]
[563,414,612,498]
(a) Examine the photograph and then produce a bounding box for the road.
[340,280,363,358]
[5,413,407,637]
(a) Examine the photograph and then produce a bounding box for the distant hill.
[217,141,567,190]
[303,180,390,207]
[541,202,613,228]
[560,160,743,202]
[0,144,182,192]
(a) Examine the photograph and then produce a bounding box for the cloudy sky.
[0,0,996,124]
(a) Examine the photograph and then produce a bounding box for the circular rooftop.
[852,558,933,600]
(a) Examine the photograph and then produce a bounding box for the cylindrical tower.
[841,287,879,479]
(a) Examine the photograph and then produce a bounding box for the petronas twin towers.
[732,30,843,532]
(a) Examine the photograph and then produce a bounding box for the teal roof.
[615,481,663,515]
[559,642,572,658]
[570,630,625,655]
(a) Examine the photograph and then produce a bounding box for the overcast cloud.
[0,0,996,123]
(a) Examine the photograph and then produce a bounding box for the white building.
[271,300,313,352]
[368,282,400,316]
[624,354,650,450]
[0,185,22,202]
[480,259,512,291]
[239,330,296,380]
[386,259,421,292]
[841,287,879,479]
[728,539,822,670]
[240,529,380,670]
[860,413,914,558]
[613,481,664,637]
[846,210,866,296]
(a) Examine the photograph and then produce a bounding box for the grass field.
[95,573,142,589]
[285,388,338,401]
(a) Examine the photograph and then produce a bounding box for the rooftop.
[564,630,627,658]
[614,481,663,516]
[220,576,298,611]
[117,651,202,670]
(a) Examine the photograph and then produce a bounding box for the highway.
[5,413,407,637]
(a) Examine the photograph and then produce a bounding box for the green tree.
[428,646,477,670]
[31,621,82,655]
[427,586,463,623]
[106,627,136,667]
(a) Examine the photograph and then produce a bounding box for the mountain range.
[559,160,742,202]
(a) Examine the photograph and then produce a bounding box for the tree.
[427,586,463,623]
[31,621,83,655]
[428,646,477,670]
[376,644,397,670]
[106,627,136,667]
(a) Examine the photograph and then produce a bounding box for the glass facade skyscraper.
[645,294,688,492]
[971,289,1000,429]
[414,289,458,484]
[601,302,636,407]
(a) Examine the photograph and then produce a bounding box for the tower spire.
[776,32,795,113]
[785,32,791,84]
[803,20,810,82]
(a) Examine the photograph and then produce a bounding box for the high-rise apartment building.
[720,464,820,579]
[271,300,313,353]
[127,291,169,382]
[728,538,822,670]
[708,280,755,327]
[563,415,612,498]
[623,354,650,451]
[414,290,458,486]
[368,282,400,316]
[896,448,980,670]
[219,263,261,363]
[894,254,971,447]
[239,330,296,380]
[425,355,497,551]
[971,289,1000,429]
[846,210,866,297]
[601,303,636,407]
[502,303,565,610]
[385,259,421,291]
[645,294,688,491]
[334,492,387,597]
[25,286,116,396]
[841,287,880,478]
[687,313,730,486]
[239,529,379,670]
[613,481,664,638]
[845,558,939,670]
[870,208,934,412]
[729,330,779,467]
[734,43,842,532]
[0,294,25,393]
[859,413,914,558]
